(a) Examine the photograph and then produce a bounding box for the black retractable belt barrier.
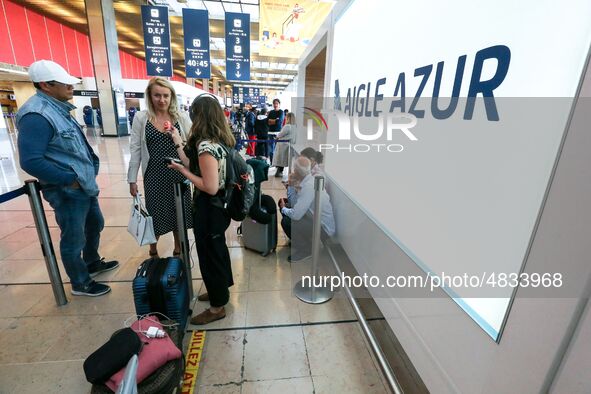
[236,139,290,143]
[0,186,26,204]
[0,180,67,305]
[174,181,194,301]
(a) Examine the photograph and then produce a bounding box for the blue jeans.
[268,133,277,163]
[42,187,104,290]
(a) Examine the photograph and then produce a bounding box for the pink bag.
[105,316,182,391]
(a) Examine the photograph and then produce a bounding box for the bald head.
[293,156,311,178]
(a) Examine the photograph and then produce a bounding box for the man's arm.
[281,181,313,220]
[277,110,285,128]
[18,113,77,185]
[268,111,278,126]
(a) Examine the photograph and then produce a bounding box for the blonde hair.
[187,95,235,149]
[286,112,296,125]
[145,77,179,122]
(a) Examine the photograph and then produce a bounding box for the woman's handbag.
[127,194,157,246]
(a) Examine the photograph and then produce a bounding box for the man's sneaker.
[71,281,111,297]
[88,258,120,278]
[288,250,312,263]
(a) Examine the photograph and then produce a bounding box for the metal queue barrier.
[235,138,290,150]
[0,180,67,306]
[2,113,18,133]
[116,354,139,394]
[292,175,404,394]
[174,181,194,301]
[293,176,334,304]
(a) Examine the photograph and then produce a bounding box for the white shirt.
[281,174,336,236]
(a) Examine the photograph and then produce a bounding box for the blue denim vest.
[16,91,100,196]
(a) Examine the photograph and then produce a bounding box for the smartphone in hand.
[163,157,182,165]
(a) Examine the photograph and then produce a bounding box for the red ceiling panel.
[4,0,34,66]
[26,9,52,62]
[0,0,16,64]
[76,31,94,77]
[62,25,82,77]
[45,18,68,71]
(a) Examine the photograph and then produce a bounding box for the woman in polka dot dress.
[127,77,193,258]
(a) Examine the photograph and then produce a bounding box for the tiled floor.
[0,129,388,393]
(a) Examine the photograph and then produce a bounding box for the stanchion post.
[24,180,67,306]
[174,182,194,300]
[294,175,333,304]
[116,354,138,394]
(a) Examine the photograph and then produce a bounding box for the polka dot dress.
[144,120,193,236]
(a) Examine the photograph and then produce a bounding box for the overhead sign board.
[141,5,173,77]
[232,86,240,105]
[225,12,250,82]
[73,90,98,97]
[182,9,211,79]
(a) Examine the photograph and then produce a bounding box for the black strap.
[147,257,168,314]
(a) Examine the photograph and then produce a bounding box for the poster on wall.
[141,5,173,77]
[182,9,211,79]
[258,0,333,58]
[225,12,250,82]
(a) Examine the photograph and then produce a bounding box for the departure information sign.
[232,86,240,105]
[141,5,172,77]
[242,87,251,103]
[225,12,250,82]
[182,9,211,79]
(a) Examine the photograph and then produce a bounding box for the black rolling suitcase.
[132,257,191,329]
[239,194,278,256]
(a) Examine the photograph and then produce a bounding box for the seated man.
[279,156,336,262]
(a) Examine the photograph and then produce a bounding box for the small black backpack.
[213,145,255,221]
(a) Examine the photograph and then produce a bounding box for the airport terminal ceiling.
[10,0,299,90]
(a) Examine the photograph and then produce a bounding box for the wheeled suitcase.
[133,257,190,329]
[240,194,278,256]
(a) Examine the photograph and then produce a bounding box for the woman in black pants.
[167,95,235,325]
[254,107,269,158]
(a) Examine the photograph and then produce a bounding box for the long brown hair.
[145,77,179,122]
[187,95,235,149]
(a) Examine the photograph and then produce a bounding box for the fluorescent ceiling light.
[0,68,28,75]
[203,0,225,17]
[242,4,259,21]
[224,3,242,12]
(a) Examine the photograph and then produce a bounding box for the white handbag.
[127,194,157,246]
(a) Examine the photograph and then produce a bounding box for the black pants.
[280,213,313,253]
[255,131,268,157]
[193,193,233,307]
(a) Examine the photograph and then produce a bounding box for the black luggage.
[91,321,184,394]
[239,194,278,256]
[132,257,191,329]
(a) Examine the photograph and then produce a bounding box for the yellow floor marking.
[181,330,206,394]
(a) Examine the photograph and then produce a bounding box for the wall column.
[85,0,128,136]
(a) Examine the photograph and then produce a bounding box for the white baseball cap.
[28,60,81,85]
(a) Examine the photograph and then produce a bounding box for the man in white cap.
[16,60,118,297]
